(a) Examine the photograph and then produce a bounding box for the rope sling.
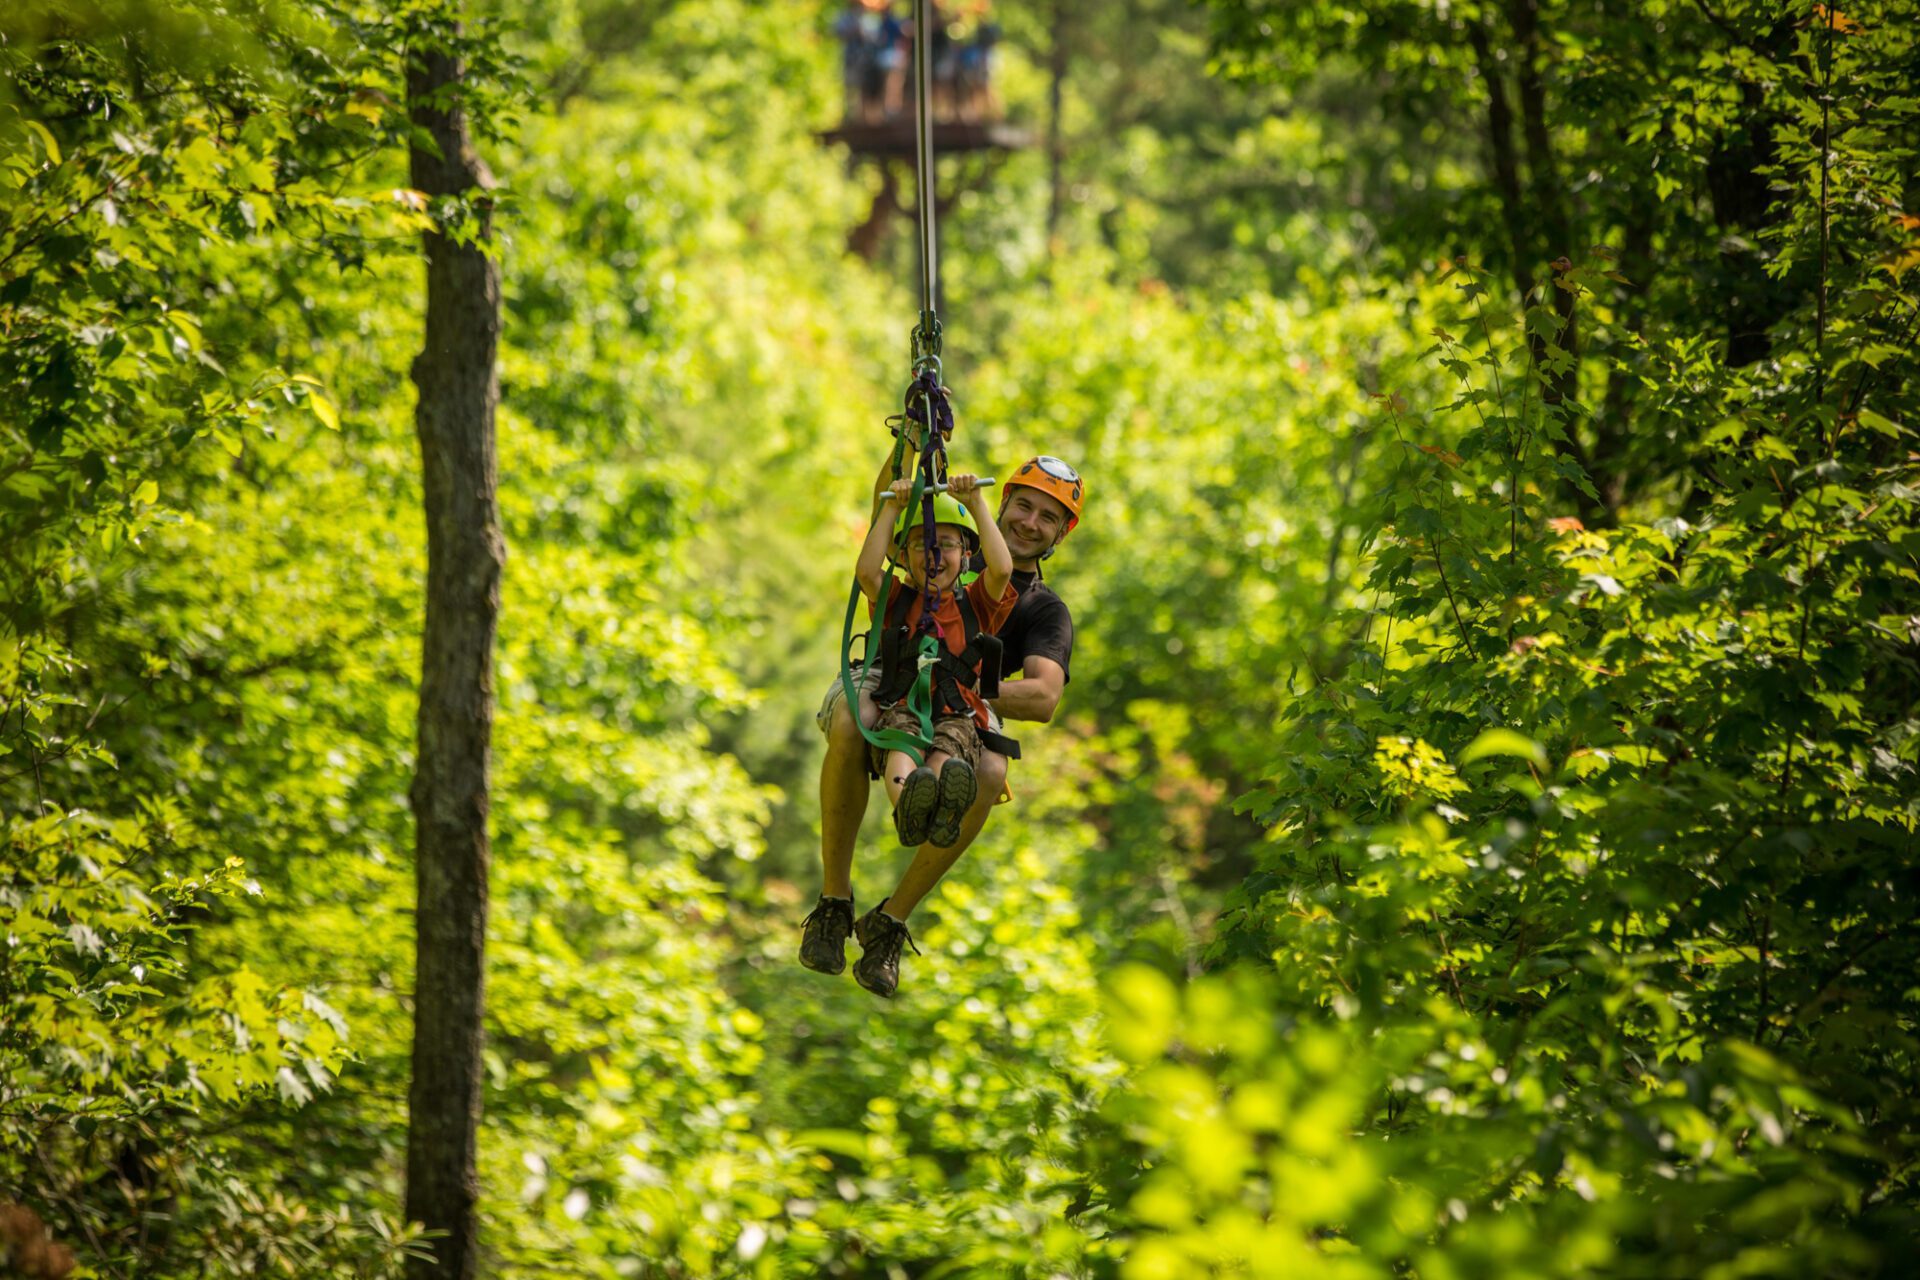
[836,0,974,766]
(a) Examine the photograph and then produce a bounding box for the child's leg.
[884,748,949,807]
[889,743,944,849]
[883,749,915,806]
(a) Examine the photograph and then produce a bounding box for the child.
[854,473,1015,849]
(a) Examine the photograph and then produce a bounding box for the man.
[802,454,1083,997]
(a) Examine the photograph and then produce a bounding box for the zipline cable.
[911,0,941,372]
[837,0,957,770]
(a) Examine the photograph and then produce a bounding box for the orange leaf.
[1548,516,1585,533]
[1811,4,1863,31]
[1419,444,1463,467]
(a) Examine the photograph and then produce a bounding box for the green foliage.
[0,812,426,1273]
[1155,11,1920,1269]
[0,4,431,1271]
[5,0,1916,1276]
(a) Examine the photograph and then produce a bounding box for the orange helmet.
[1001,455,1084,535]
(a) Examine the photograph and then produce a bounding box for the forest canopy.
[3,0,1917,1277]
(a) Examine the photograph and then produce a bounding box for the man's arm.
[990,656,1065,723]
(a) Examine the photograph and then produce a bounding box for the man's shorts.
[869,705,981,778]
[817,667,883,736]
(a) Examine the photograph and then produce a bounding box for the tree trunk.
[1464,20,1536,311]
[1706,78,1790,366]
[848,163,900,261]
[403,22,505,1280]
[1504,0,1578,404]
[1589,201,1655,520]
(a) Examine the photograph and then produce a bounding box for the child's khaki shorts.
[816,667,883,735]
[868,705,982,778]
[817,670,1004,735]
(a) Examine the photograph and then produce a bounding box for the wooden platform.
[819,119,1034,158]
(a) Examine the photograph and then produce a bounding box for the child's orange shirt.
[871,576,1018,729]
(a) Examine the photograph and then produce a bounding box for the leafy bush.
[1100,41,1919,1267]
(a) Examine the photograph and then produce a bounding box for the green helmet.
[892,491,980,555]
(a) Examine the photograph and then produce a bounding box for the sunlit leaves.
[1,817,342,1126]
[1202,7,1920,1269]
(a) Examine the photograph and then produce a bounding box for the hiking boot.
[852,899,921,999]
[798,895,856,975]
[893,765,938,846]
[926,757,976,849]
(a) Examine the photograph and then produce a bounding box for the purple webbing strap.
[909,368,955,638]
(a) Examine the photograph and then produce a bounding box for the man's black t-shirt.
[997,568,1073,684]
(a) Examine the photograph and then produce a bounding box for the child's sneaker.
[926,758,976,848]
[798,895,856,975]
[852,899,921,999]
[894,765,939,846]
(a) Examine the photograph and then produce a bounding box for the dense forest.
[3,0,1918,1276]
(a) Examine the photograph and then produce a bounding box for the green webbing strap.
[837,579,937,766]
[904,631,940,736]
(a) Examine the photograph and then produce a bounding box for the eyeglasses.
[1035,455,1080,483]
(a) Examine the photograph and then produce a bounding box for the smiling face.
[902,524,971,593]
[997,488,1071,566]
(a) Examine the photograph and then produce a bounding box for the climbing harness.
[834,0,1014,770]
[874,583,1024,767]
[834,375,964,768]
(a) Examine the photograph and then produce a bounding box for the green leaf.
[1581,573,1624,597]
[25,120,62,166]
[164,310,203,351]
[794,1128,872,1162]
[1610,745,1667,767]
[309,392,340,431]
[1857,408,1906,438]
[1459,728,1548,768]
